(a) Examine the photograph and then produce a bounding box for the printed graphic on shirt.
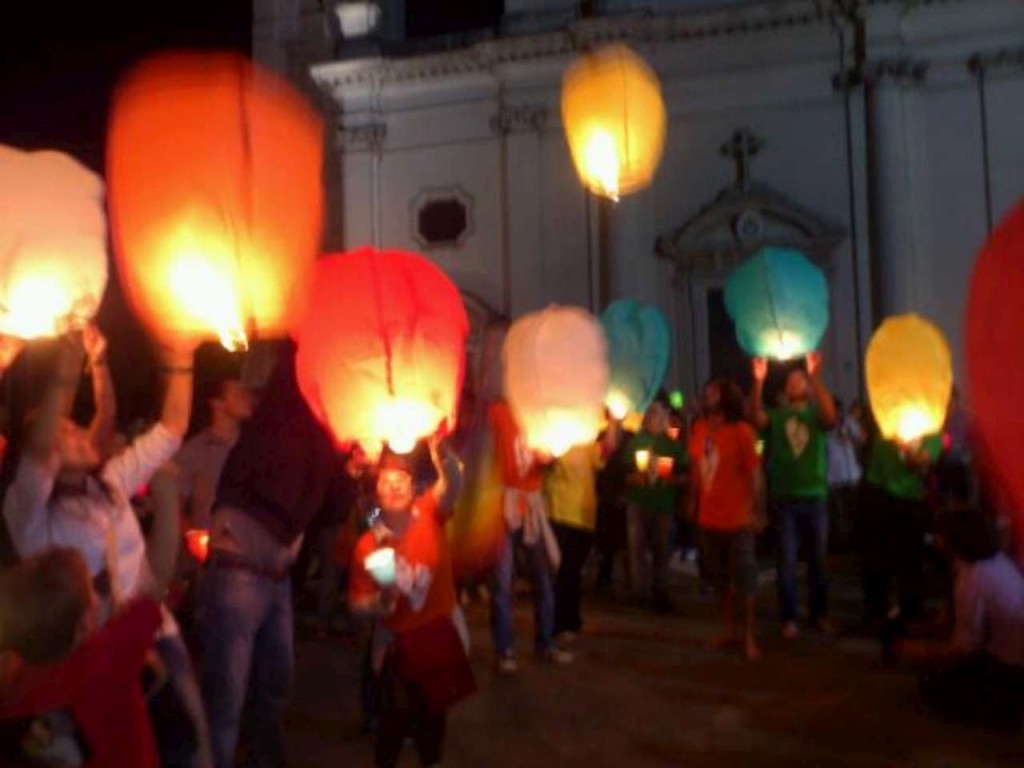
[394,555,434,613]
[513,435,533,480]
[700,437,720,491]
[784,417,810,458]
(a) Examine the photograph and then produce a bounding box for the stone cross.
[719,128,763,188]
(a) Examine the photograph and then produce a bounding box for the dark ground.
[284,557,1024,767]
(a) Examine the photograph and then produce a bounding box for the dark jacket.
[214,339,340,545]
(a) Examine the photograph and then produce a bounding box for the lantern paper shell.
[107,52,324,350]
[600,299,670,421]
[561,44,667,201]
[724,246,829,360]
[295,248,469,456]
[0,146,108,339]
[504,305,609,458]
[967,199,1024,526]
[866,313,952,444]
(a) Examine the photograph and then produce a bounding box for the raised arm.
[806,352,838,429]
[429,435,463,517]
[27,332,85,460]
[155,339,198,439]
[750,357,769,430]
[82,325,116,460]
[145,463,182,599]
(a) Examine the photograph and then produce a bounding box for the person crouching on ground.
[349,433,472,768]
[688,378,765,661]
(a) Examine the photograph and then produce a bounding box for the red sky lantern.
[967,198,1024,533]
[295,248,469,456]
[107,51,324,350]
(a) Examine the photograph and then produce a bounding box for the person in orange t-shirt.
[688,378,765,661]
[349,434,472,768]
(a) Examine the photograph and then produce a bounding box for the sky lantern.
[967,199,1024,534]
[600,299,669,422]
[504,305,609,458]
[724,246,829,360]
[866,313,952,445]
[561,44,667,202]
[107,51,324,350]
[0,146,108,340]
[295,248,469,457]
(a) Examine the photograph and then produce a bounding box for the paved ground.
[283,559,1024,767]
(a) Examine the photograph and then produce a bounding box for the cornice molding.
[490,104,549,135]
[968,46,1024,75]
[311,1,830,90]
[337,122,387,152]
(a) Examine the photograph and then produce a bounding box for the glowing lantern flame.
[866,313,952,445]
[762,329,803,361]
[606,390,630,421]
[561,44,667,201]
[0,146,108,340]
[107,52,323,350]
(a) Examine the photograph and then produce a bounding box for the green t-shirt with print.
[764,406,828,499]
[624,431,689,514]
[865,434,943,501]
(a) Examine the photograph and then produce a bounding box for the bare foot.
[745,637,763,661]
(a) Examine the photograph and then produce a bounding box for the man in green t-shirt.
[751,353,837,638]
[861,432,943,631]
[623,399,689,614]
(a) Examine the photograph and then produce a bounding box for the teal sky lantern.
[600,299,670,421]
[723,246,829,360]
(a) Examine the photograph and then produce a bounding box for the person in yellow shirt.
[546,420,620,646]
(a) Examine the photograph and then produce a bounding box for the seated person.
[891,507,1024,731]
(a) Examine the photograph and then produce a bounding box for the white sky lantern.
[0,146,107,339]
[503,305,609,458]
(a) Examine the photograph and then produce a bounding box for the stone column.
[492,103,549,316]
[864,58,928,321]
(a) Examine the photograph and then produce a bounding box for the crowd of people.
[0,319,1021,768]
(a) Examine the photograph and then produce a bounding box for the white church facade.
[255,0,1024,405]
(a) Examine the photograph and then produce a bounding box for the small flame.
[606,390,631,421]
[166,231,248,351]
[893,405,935,445]
[582,129,621,202]
[185,529,210,564]
[764,329,803,361]
[379,398,440,455]
[3,274,76,339]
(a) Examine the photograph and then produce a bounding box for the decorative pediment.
[656,129,846,277]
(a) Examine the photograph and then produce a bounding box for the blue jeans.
[775,497,829,623]
[490,529,555,655]
[199,566,294,768]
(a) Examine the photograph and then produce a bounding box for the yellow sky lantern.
[866,314,953,445]
[561,44,667,202]
[0,146,108,340]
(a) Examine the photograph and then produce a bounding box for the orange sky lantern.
[295,248,469,457]
[107,52,324,350]
[0,146,108,340]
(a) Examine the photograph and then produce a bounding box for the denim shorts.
[699,527,758,597]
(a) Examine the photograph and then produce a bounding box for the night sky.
[0,1,253,427]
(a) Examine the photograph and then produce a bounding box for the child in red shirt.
[0,548,162,768]
[349,435,472,768]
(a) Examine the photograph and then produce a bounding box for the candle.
[635,449,651,473]
[656,456,675,480]
[185,529,210,564]
[365,546,397,588]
